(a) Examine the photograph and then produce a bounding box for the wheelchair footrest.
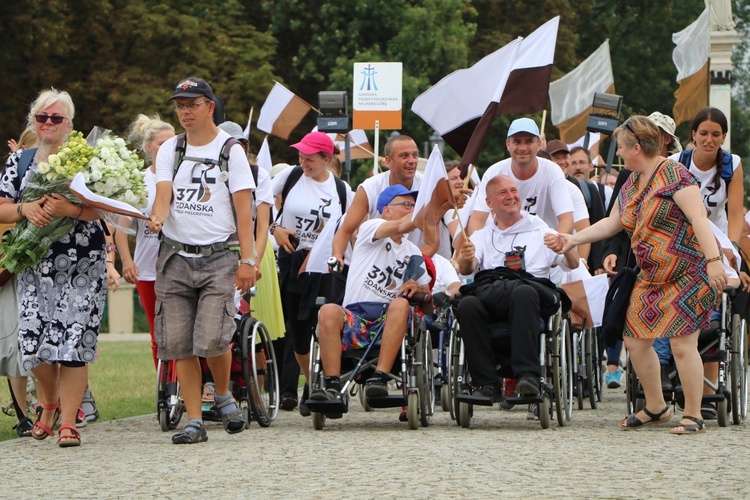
[455,393,495,407]
[504,395,543,405]
[366,395,406,408]
[702,392,729,403]
[304,399,349,415]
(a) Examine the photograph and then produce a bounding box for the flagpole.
[540,110,547,138]
[463,164,474,189]
[373,120,380,174]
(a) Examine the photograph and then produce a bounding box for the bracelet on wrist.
[75,206,83,219]
[106,243,117,253]
[706,255,722,264]
[106,260,115,264]
[17,202,23,216]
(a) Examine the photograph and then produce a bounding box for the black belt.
[160,235,234,257]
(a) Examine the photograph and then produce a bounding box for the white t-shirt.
[432,253,460,295]
[468,212,569,279]
[603,184,613,211]
[669,151,741,234]
[474,157,574,229]
[272,167,353,251]
[254,167,274,207]
[566,181,590,224]
[343,219,431,307]
[133,169,159,281]
[359,171,425,248]
[155,131,255,247]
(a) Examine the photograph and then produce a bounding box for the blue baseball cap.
[507,117,540,138]
[377,185,419,214]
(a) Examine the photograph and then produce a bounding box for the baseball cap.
[218,121,247,142]
[545,139,569,155]
[377,185,419,214]
[169,77,216,102]
[291,132,334,155]
[648,111,683,154]
[507,117,540,138]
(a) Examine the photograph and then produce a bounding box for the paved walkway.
[1,383,747,498]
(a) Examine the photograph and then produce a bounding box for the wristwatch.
[240,258,256,267]
[269,223,277,235]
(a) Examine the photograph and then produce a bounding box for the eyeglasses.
[387,201,416,210]
[624,120,640,146]
[174,101,209,112]
[34,114,66,125]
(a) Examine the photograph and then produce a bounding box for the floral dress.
[619,159,715,339]
[0,151,106,370]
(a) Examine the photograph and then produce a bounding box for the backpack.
[16,148,37,182]
[679,149,734,186]
[275,165,349,222]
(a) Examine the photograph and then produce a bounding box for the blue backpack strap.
[719,149,734,185]
[16,147,37,180]
[678,149,692,168]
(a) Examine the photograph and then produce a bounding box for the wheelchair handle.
[402,292,432,306]
[241,286,257,303]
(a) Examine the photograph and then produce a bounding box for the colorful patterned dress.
[619,160,715,339]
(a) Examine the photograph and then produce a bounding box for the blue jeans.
[653,337,672,365]
[606,340,623,367]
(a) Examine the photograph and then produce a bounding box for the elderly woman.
[557,115,727,434]
[0,88,106,447]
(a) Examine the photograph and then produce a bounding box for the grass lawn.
[0,340,155,442]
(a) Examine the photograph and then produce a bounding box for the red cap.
[291,132,334,155]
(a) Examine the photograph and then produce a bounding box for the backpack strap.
[719,150,734,185]
[333,175,348,215]
[172,133,187,181]
[275,167,348,223]
[16,148,36,180]
[678,149,692,168]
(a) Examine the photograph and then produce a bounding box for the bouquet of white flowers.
[0,129,146,274]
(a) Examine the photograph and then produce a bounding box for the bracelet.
[16,202,23,216]
[269,223,278,235]
[106,243,117,253]
[75,206,83,219]
[106,260,115,264]
[706,255,722,264]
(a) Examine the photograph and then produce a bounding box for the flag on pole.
[412,145,453,232]
[257,82,314,140]
[243,107,253,140]
[411,17,558,167]
[257,136,272,174]
[672,8,710,126]
[549,40,615,143]
[305,212,343,274]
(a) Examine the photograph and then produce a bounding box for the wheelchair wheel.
[553,321,570,427]
[730,314,747,424]
[459,401,472,429]
[591,327,603,404]
[357,385,373,412]
[312,411,326,430]
[449,330,464,425]
[418,331,434,427]
[564,321,574,421]
[241,318,279,427]
[156,359,183,432]
[584,328,599,410]
[574,331,584,411]
[539,393,551,429]
[625,353,645,415]
[407,392,419,430]
[717,395,729,427]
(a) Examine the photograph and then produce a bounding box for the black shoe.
[473,384,503,402]
[660,364,674,393]
[299,384,310,417]
[701,402,717,420]
[310,387,342,401]
[365,377,389,398]
[280,394,298,411]
[516,373,540,395]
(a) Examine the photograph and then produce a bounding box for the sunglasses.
[387,201,416,210]
[34,114,66,125]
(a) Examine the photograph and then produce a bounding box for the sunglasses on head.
[624,120,640,146]
[35,114,66,125]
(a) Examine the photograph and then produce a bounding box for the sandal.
[81,387,99,423]
[201,382,216,404]
[670,415,706,435]
[57,425,81,447]
[172,421,208,444]
[13,416,34,438]
[215,396,247,434]
[32,401,60,440]
[619,405,672,430]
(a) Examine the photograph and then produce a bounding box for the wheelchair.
[305,296,435,430]
[451,303,574,429]
[571,320,603,410]
[626,286,748,426]
[156,291,280,430]
[426,292,460,419]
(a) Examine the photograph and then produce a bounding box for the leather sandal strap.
[58,425,81,439]
[642,405,668,421]
[681,415,704,426]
